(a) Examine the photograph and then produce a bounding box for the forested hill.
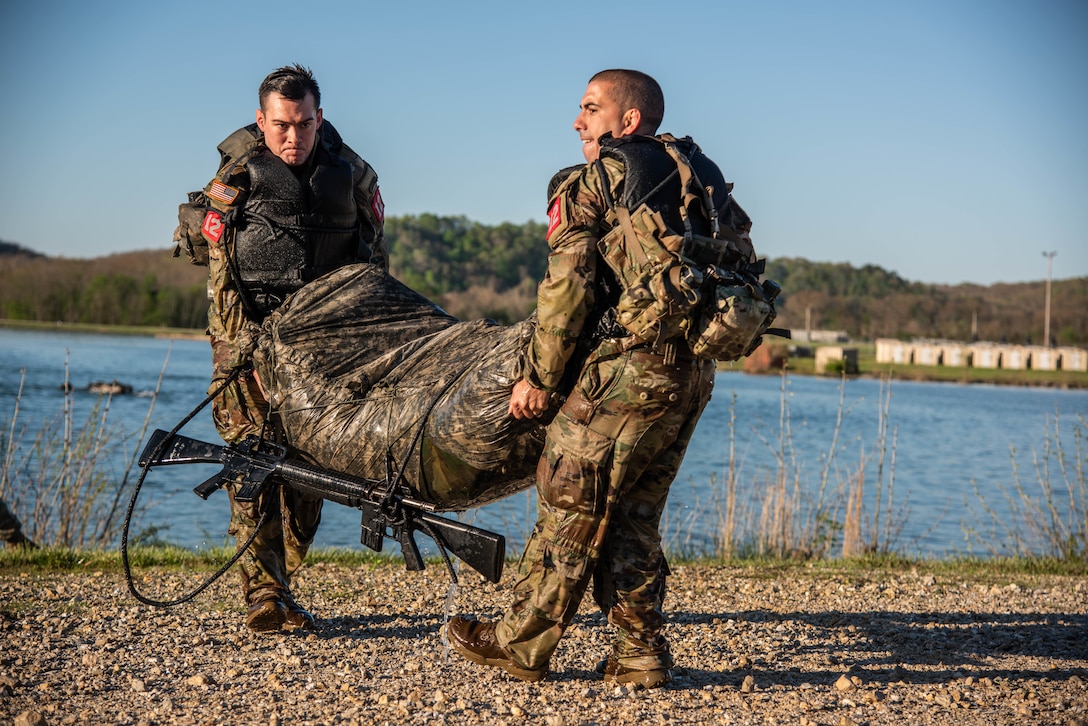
[765,258,1087,345]
[2,216,1086,346]
[0,240,43,258]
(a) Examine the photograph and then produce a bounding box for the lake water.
[2,327,1085,559]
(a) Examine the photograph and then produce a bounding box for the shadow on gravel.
[671,608,1088,688]
[302,612,446,641]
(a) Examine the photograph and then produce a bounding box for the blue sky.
[1,0,1085,285]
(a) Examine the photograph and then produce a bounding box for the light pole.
[1042,251,1056,348]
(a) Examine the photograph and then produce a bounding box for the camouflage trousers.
[210,339,323,601]
[497,338,715,672]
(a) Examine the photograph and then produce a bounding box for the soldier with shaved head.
[448,69,764,688]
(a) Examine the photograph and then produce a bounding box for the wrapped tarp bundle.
[252,263,544,511]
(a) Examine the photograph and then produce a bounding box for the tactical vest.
[591,134,780,361]
[172,121,377,318]
[232,146,360,316]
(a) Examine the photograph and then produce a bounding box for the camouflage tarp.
[252,264,544,511]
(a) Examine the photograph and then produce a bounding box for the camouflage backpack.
[593,134,783,361]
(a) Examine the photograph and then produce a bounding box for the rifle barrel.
[273,458,382,508]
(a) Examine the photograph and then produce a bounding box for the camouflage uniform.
[495,148,730,673]
[201,122,386,606]
[0,497,34,547]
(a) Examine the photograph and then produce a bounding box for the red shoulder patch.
[371,186,385,224]
[202,210,224,244]
[546,197,562,240]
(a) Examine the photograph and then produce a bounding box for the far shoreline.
[3,318,1086,390]
[0,317,206,340]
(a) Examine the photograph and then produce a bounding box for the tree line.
[2,221,1086,345]
[765,258,1088,346]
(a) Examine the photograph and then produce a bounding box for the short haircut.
[259,64,321,110]
[590,69,664,134]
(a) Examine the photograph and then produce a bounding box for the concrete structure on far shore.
[875,339,1088,373]
[790,329,849,344]
[815,346,858,374]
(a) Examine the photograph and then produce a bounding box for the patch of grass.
[0,545,422,574]
[0,545,226,572]
[5,546,1081,581]
[665,553,1087,583]
[931,556,1088,578]
[0,317,204,339]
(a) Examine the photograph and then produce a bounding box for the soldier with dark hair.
[177,64,386,632]
[448,69,759,688]
[1,497,36,549]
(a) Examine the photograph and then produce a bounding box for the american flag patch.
[207,181,240,204]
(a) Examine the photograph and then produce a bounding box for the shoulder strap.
[660,137,755,268]
[660,140,718,241]
[217,125,262,166]
[592,158,616,213]
[215,125,265,184]
[593,158,652,269]
[599,136,709,263]
[547,164,584,203]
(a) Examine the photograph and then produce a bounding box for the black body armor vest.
[233,145,360,316]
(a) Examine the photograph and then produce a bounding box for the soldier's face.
[574,80,635,163]
[256,92,323,166]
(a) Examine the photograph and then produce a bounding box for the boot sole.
[246,607,287,632]
[283,613,316,631]
[447,631,547,682]
[604,669,672,689]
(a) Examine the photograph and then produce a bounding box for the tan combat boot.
[596,651,673,689]
[446,616,548,682]
[244,587,288,632]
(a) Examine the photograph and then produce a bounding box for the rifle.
[138,429,505,583]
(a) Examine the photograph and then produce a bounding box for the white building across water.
[874,339,1088,373]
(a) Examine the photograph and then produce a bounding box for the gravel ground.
[2,561,1087,726]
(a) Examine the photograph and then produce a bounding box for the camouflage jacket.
[527,137,752,392]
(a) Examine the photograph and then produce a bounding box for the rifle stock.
[417,510,505,584]
[138,429,506,583]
